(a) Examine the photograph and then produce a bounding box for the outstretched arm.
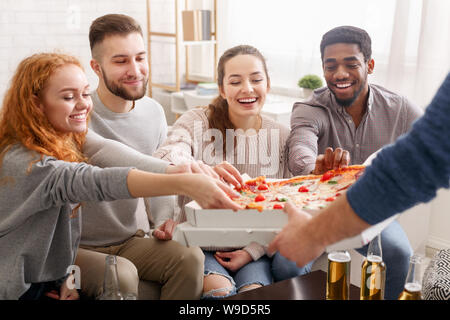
[84,130,169,173]
[126,170,241,211]
[287,103,324,176]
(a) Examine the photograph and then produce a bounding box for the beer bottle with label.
[398,254,423,300]
[98,255,124,300]
[326,250,351,300]
[360,233,386,300]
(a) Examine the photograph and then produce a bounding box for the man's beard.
[332,78,366,108]
[102,68,148,101]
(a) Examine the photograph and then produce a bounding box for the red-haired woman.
[0,53,239,300]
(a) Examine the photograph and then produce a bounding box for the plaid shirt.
[287,84,424,176]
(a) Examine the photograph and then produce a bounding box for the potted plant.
[297,74,323,98]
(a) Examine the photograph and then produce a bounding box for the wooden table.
[225,270,360,300]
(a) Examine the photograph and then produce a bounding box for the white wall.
[0,0,148,104]
[428,189,450,250]
[397,189,450,254]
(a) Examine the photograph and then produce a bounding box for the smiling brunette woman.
[0,52,240,300]
[154,45,313,299]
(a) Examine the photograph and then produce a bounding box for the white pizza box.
[173,214,399,251]
[185,200,288,228]
[185,173,296,228]
[172,223,280,248]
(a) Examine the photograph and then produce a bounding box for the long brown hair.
[207,45,270,152]
[0,53,88,171]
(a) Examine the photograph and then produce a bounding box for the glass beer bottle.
[398,254,423,300]
[98,255,124,300]
[326,250,351,300]
[360,233,386,300]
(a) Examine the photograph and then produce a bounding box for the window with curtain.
[218,0,450,108]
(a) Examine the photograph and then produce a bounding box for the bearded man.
[74,14,204,300]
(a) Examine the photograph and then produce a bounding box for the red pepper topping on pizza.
[320,171,334,182]
[254,194,266,202]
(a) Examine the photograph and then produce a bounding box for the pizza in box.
[234,165,365,212]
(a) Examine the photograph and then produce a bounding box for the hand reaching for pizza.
[182,174,242,210]
[165,160,220,180]
[313,147,350,174]
[213,161,244,189]
[165,161,244,190]
[214,250,253,272]
[153,218,178,241]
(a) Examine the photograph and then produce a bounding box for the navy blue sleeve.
[347,72,450,225]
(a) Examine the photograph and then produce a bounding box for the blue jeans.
[202,250,314,299]
[271,251,313,282]
[355,220,412,300]
[203,250,272,299]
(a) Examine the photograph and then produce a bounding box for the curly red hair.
[0,52,88,169]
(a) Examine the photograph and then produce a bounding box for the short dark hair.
[89,14,143,54]
[320,26,372,62]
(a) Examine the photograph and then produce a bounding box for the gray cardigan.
[0,144,132,299]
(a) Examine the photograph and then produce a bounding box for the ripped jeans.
[202,250,272,299]
[202,250,313,299]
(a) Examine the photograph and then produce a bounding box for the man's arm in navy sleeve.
[347,72,450,225]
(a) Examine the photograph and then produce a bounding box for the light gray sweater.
[81,91,174,246]
[0,144,132,299]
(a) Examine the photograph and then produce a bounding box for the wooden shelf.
[149,31,176,37]
[182,40,216,46]
[147,0,218,95]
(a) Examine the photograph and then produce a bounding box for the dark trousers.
[19,281,60,300]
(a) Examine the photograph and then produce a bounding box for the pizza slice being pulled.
[233,165,365,212]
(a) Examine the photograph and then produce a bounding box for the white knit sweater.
[153,107,291,260]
